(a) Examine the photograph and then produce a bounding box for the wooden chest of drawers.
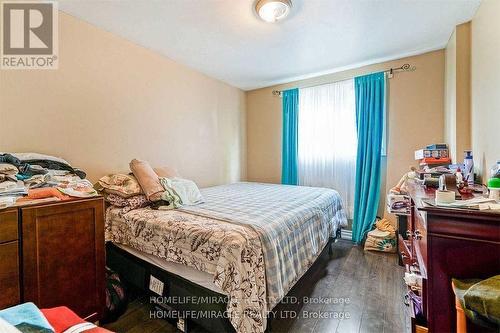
[399,182,500,333]
[0,197,105,320]
[0,209,20,309]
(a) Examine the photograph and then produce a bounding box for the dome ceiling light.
[255,0,292,23]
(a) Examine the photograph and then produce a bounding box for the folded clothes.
[23,159,86,179]
[0,181,27,197]
[0,163,18,175]
[130,159,164,201]
[0,302,55,333]
[0,154,48,178]
[57,180,98,198]
[0,181,17,192]
[23,174,50,189]
[7,153,70,166]
[0,318,21,333]
[0,196,17,209]
[0,153,95,202]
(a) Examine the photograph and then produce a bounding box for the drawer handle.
[413,230,422,240]
[406,230,413,238]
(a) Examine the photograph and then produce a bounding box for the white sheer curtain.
[298,79,357,218]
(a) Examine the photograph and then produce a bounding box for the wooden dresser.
[399,182,500,333]
[0,197,105,321]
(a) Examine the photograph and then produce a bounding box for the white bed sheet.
[115,243,226,295]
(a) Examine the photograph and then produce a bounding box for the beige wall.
[444,22,471,163]
[0,12,246,186]
[445,30,457,160]
[246,50,445,216]
[471,0,500,179]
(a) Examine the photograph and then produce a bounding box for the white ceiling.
[59,0,481,90]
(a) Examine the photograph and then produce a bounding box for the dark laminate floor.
[104,240,410,333]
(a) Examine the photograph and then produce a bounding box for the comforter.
[105,182,347,333]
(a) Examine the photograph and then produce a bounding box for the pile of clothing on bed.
[0,153,97,208]
[96,159,203,213]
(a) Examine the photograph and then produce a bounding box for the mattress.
[115,243,225,294]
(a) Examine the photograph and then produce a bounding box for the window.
[298,79,357,218]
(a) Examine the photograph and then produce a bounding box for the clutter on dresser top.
[388,144,499,213]
[0,152,97,209]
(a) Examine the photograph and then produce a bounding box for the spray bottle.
[463,150,474,186]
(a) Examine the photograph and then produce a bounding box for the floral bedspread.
[105,207,267,333]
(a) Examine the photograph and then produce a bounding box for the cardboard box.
[415,149,449,160]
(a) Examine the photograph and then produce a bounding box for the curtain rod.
[272,63,416,97]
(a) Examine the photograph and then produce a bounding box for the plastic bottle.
[491,160,500,178]
[463,151,474,185]
[456,167,463,185]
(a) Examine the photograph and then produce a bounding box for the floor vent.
[341,229,352,240]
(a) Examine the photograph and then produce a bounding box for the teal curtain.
[281,88,299,185]
[352,72,385,243]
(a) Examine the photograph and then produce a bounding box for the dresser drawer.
[398,234,413,266]
[0,210,18,243]
[0,241,20,309]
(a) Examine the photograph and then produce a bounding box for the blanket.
[105,182,347,333]
[181,182,347,307]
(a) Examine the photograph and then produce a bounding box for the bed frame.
[106,228,341,332]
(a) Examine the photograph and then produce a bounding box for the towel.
[27,188,70,200]
[453,276,500,329]
[159,177,203,206]
[159,186,182,210]
[0,318,22,333]
[0,302,55,333]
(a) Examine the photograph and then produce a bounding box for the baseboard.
[341,229,352,240]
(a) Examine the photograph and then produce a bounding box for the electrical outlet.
[149,275,164,295]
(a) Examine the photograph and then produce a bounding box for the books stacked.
[414,144,451,181]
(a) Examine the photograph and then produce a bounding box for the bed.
[105,182,347,333]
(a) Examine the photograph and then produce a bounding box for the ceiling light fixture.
[255,0,292,23]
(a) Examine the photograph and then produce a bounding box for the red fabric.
[41,307,113,333]
[26,188,70,200]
